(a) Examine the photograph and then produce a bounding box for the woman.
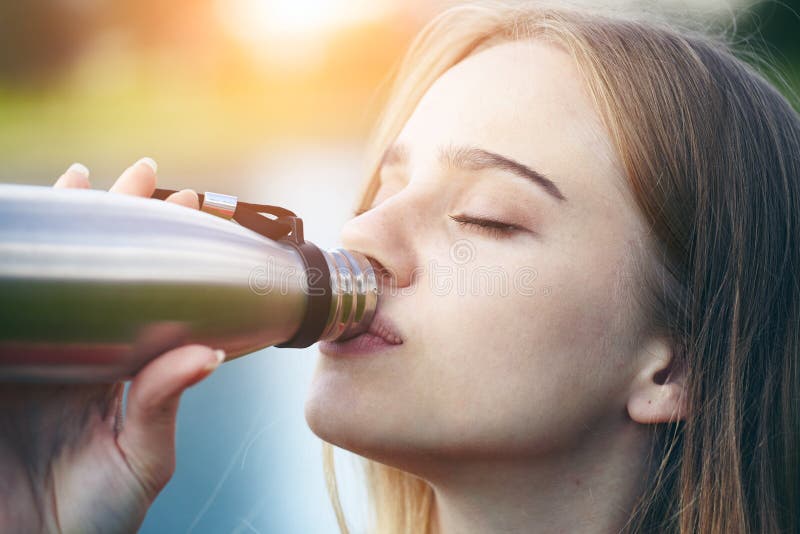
[2,1,798,532]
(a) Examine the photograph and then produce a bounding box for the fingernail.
[178,188,198,199]
[67,162,90,178]
[136,157,158,173]
[204,349,226,373]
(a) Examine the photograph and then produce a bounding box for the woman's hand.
[0,159,220,534]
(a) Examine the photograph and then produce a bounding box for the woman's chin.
[304,358,404,458]
[304,363,367,448]
[303,396,378,460]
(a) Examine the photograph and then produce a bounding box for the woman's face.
[306,40,654,469]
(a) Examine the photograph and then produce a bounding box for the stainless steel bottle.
[0,184,377,382]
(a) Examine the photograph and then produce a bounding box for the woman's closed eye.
[448,213,524,239]
[351,207,529,240]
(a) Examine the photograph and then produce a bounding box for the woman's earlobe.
[626,337,688,424]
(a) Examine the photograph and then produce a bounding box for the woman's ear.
[626,336,688,424]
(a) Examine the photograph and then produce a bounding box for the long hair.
[323,2,800,532]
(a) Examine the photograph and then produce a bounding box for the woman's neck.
[427,420,652,534]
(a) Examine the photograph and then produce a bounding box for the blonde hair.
[323,2,800,533]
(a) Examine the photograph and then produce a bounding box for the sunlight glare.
[218,0,391,43]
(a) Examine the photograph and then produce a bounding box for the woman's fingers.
[55,159,193,210]
[109,157,158,197]
[117,344,225,498]
[165,189,200,210]
[54,163,91,189]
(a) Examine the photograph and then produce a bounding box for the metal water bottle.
[0,184,377,382]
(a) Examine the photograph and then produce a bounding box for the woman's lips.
[319,314,403,356]
[366,314,403,345]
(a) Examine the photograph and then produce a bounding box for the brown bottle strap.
[150,188,297,241]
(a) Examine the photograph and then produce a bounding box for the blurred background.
[0,0,797,532]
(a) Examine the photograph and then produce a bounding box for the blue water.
[139,346,340,533]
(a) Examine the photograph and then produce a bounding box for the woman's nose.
[339,196,420,291]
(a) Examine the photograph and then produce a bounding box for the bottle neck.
[319,248,378,342]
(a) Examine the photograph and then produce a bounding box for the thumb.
[117,344,225,498]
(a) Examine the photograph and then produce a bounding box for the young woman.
[1,1,798,533]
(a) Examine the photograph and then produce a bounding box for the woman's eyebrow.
[379,143,567,202]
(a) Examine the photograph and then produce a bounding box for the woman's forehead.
[395,39,626,209]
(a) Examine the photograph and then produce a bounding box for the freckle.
[648,400,651,404]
